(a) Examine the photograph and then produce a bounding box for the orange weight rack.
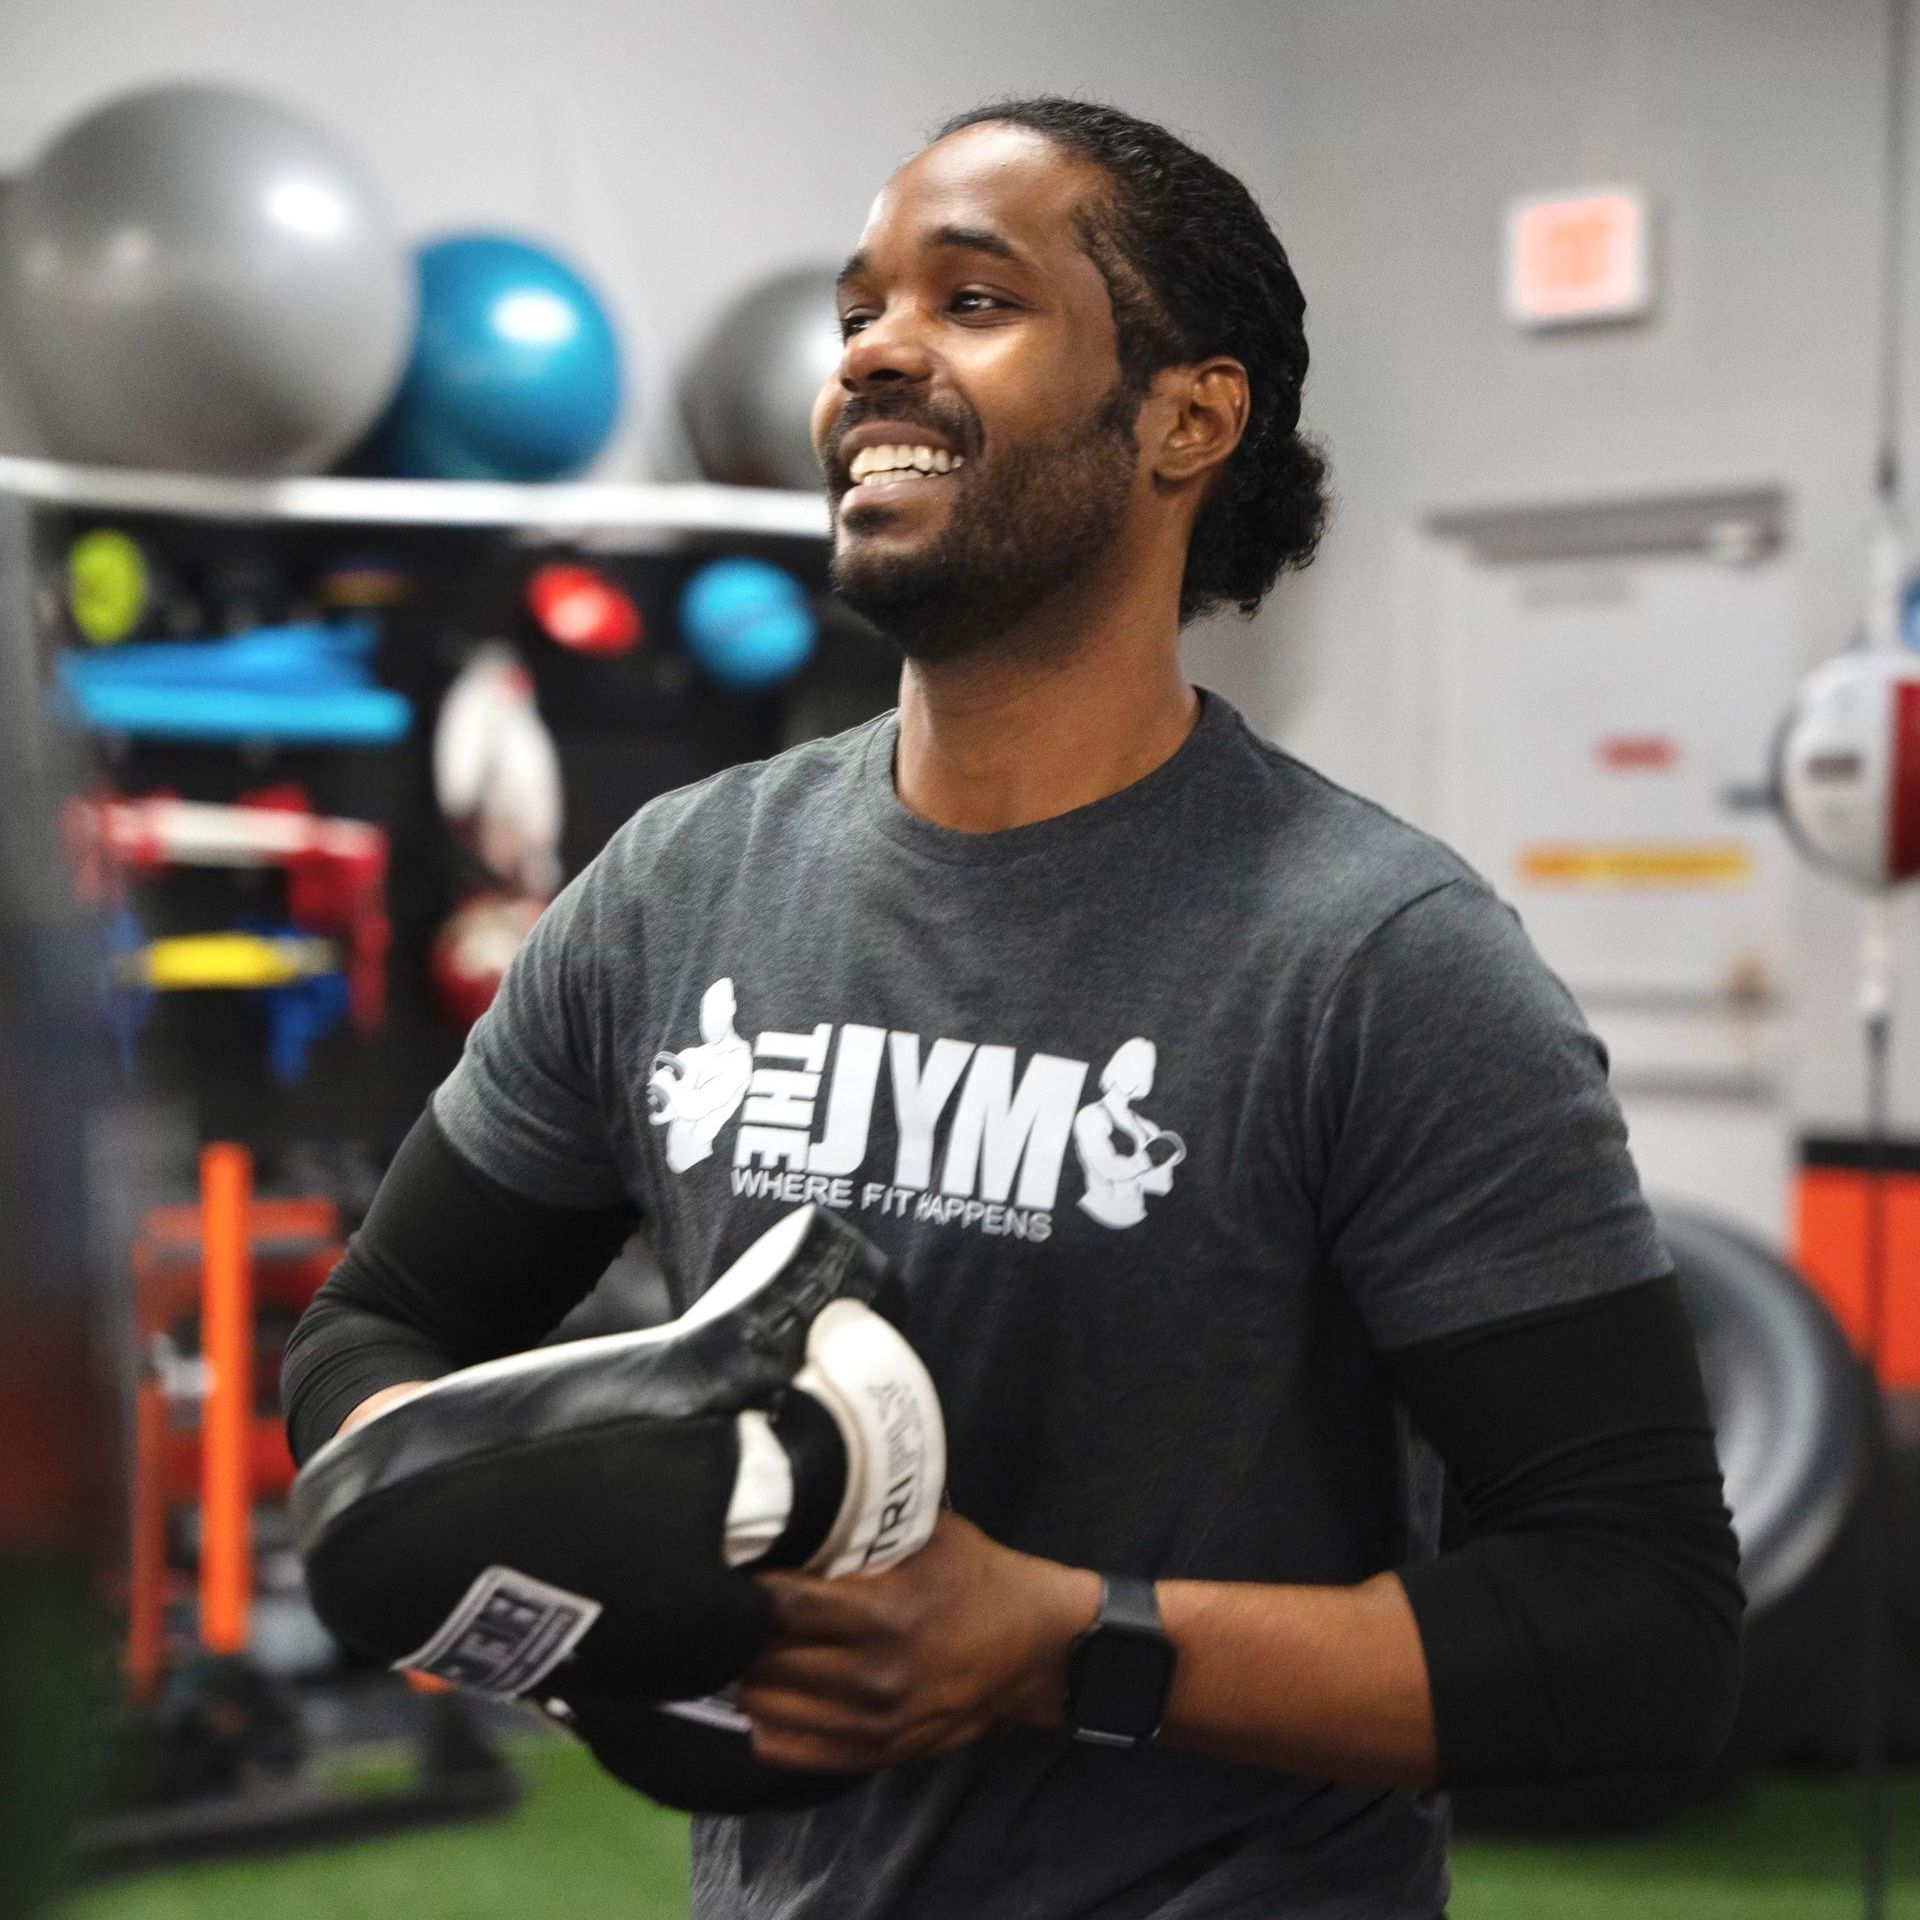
[98,1146,520,1874]
[124,1148,343,1701]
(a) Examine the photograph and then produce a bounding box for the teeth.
[848,444,963,483]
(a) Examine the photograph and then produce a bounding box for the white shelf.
[0,452,830,542]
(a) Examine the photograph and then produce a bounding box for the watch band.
[1100,1573,1162,1635]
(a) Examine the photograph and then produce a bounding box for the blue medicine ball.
[679,560,817,693]
[364,233,622,482]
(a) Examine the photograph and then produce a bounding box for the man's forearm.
[1003,1558,1435,1786]
[282,1108,639,1464]
[745,1514,1437,1785]
[1156,1573,1436,1786]
[283,1295,458,1463]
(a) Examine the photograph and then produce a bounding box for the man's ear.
[1151,357,1250,487]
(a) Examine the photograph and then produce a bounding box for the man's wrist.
[1006,1558,1103,1732]
[1065,1574,1177,1748]
[337,1380,430,1440]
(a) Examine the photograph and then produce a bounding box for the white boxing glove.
[723,1296,945,1577]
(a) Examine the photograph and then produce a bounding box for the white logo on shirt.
[649,983,1182,1234]
[646,976,753,1171]
[1071,1039,1186,1229]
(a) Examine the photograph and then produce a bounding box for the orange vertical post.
[198,1143,253,1657]
[124,1379,170,1701]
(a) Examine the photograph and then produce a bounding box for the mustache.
[826,397,976,471]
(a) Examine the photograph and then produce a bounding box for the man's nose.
[839,300,936,390]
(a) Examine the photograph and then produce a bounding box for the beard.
[828,385,1140,665]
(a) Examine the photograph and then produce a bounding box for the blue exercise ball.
[364,234,622,481]
[679,560,816,693]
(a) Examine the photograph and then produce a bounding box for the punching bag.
[1774,650,1920,889]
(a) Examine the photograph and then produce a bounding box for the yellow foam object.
[68,528,150,646]
[120,932,339,991]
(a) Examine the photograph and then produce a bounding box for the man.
[286,98,1742,1919]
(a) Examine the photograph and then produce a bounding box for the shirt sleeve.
[432,856,631,1210]
[1384,1274,1745,1786]
[1307,878,1670,1349]
[282,1108,640,1463]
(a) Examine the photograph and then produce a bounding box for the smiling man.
[286,99,1742,1919]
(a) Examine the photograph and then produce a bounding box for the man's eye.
[837,293,1006,337]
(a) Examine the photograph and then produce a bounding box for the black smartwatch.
[1066,1573,1175,1749]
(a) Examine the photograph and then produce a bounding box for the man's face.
[813,124,1144,661]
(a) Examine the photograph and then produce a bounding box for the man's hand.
[739,1510,1100,1774]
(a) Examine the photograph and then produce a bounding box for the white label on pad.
[396,1565,603,1696]
[658,1693,753,1735]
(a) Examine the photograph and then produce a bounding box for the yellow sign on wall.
[1517,842,1754,888]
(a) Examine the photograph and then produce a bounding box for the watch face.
[1074,1626,1174,1741]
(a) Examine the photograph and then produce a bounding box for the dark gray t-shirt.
[435,689,1666,1920]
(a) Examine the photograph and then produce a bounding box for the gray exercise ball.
[0,84,413,474]
[0,180,48,457]
[681,265,842,492]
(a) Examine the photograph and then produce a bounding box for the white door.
[1430,495,1797,1243]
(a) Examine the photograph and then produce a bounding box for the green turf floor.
[51,1744,1920,1919]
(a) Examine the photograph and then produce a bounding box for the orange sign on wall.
[1506,189,1654,328]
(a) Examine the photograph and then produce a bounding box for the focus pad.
[552,1690,858,1814]
[302,1412,769,1704]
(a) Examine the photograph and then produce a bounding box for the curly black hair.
[934,97,1329,623]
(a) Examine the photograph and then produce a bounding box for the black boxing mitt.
[291,1205,944,1807]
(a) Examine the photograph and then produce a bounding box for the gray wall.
[3,0,1912,1136]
